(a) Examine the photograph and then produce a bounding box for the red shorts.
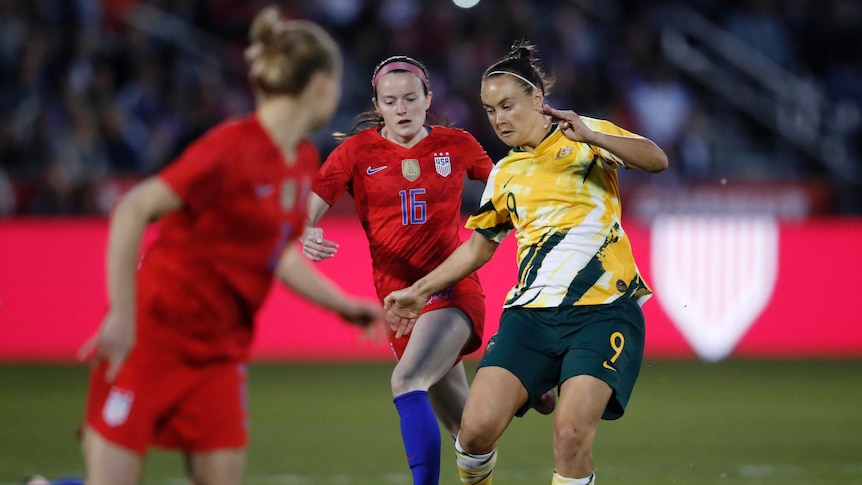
[385,273,485,360]
[84,349,248,455]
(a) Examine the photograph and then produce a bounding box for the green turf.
[1,360,860,484]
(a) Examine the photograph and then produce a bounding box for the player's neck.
[518,121,555,152]
[257,97,308,162]
[380,125,428,149]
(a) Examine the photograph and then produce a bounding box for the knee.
[553,423,596,457]
[390,367,426,396]
[457,415,496,454]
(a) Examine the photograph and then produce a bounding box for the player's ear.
[372,97,380,114]
[307,70,331,97]
[424,91,433,111]
[533,89,543,110]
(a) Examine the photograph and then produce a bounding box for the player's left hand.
[338,299,382,328]
[78,307,135,382]
[538,104,594,143]
[383,289,425,338]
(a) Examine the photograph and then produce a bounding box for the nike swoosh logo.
[602,361,617,372]
[366,165,388,175]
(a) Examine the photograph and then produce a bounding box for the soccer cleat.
[533,389,556,415]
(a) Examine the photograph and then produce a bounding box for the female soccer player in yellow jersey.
[384,41,668,485]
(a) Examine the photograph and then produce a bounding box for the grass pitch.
[1,360,860,484]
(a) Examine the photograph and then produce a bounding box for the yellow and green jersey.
[466,118,652,308]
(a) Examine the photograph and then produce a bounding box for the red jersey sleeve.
[159,128,228,213]
[312,140,354,206]
[462,132,493,182]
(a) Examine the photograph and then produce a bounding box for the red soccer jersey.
[137,115,318,362]
[313,126,492,299]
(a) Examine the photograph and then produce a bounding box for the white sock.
[552,470,595,484]
[455,435,497,485]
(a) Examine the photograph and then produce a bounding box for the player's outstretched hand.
[538,104,594,143]
[338,298,382,328]
[301,226,339,262]
[383,288,426,338]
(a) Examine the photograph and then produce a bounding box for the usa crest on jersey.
[434,152,451,177]
[102,386,134,427]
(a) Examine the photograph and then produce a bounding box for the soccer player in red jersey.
[301,56,493,485]
[77,8,379,485]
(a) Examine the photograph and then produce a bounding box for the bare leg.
[186,449,246,485]
[457,366,527,454]
[553,375,612,479]
[391,308,473,485]
[454,366,527,485]
[428,361,470,437]
[81,426,143,485]
[391,307,472,397]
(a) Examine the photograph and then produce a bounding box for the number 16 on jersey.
[399,188,426,225]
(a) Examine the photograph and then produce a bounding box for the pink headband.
[372,61,429,90]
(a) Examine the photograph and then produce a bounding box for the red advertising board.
[1,216,861,361]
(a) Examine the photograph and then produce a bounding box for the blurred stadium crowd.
[0,0,860,216]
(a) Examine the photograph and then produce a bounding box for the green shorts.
[479,298,645,420]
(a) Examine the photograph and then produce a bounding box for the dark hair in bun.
[483,40,554,96]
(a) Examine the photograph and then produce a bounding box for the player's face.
[481,76,545,149]
[374,72,431,145]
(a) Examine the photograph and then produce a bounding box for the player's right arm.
[79,177,182,381]
[302,140,355,262]
[301,192,338,261]
[538,104,668,173]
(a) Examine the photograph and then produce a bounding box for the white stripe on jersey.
[507,202,610,307]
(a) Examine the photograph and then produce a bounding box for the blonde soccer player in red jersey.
[302,56,554,485]
[78,7,379,485]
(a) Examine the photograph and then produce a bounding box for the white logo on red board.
[102,386,134,427]
[650,216,779,361]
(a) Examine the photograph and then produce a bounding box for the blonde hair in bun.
[245,6,341,95]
